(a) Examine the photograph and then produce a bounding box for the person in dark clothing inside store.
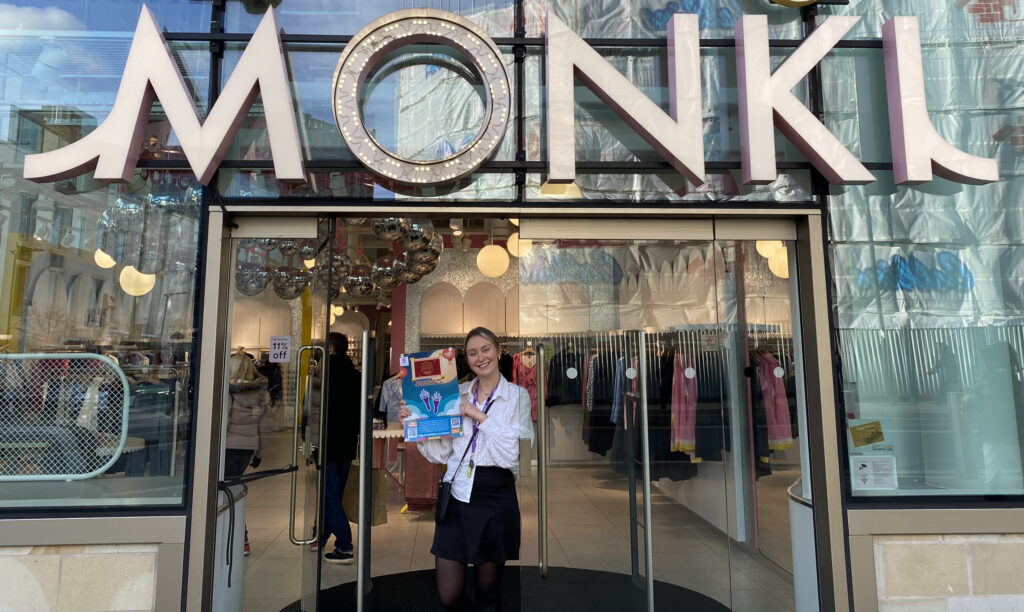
[319,332,362,564]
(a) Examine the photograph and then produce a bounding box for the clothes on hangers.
[753,352,794,452]
[512,351,539,421]
[377,374,403,423]
[670,353,698,456]
[546,347,582,406]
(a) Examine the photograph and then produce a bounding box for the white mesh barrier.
[0,354,130,481]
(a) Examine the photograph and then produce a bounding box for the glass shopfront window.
[527,0,803,38]
[0,1,210,34]
[0,17,204,508]
[820,1,1024,497]
[225,0,518,37]
[0,169,201,508]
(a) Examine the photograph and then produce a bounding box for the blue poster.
[400,348,463,442]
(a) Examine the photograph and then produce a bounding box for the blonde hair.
[465,326,500,352]
[229,354,259,383]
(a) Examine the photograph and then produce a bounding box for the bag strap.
[444,427,479,484]
[443,384,498,483]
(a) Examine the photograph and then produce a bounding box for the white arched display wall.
[420,282,464,335]
[464,282,506,334]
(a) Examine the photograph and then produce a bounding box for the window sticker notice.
[850,455,898,490]
[269,335,291,363]
[850,421,885,448]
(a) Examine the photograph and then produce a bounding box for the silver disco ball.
[182,181,202,214]
[97,214,119,259]
[344,264,376,297]
[398,218,434,252]
[298,240,317,261]
[372,217,405,242]
[409,234,443,263]
[408,259,435,275]
[371,256,400,291]
[332,252,352,278]
[272,266,310,300]
[235,262,269,296]
[115,196,146,233]
[394,260,423,284]
[277,240,299,256]
[273,280,306,300]
[264,239,278,251]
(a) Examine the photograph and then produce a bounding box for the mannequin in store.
[399,327,534,612]
[225,350,271,556]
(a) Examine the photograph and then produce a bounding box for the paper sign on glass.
[400,348,463,442]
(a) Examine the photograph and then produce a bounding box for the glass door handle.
[290,344,325,545]
[537,344,548,579]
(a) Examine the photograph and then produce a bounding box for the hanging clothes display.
[670,352,698,455]
[513,349,539,421]
[754,352,794,451]
[547,346,583,406]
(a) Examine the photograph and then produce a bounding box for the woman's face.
[465,335,499,379]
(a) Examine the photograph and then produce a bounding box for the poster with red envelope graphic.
[400,348,463,442]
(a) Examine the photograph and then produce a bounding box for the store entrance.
[218,216,816,612]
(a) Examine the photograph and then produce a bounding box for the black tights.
[436,557,503,612]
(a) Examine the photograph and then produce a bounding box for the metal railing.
[0,353,130,481]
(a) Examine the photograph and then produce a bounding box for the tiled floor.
[238,431,795,611]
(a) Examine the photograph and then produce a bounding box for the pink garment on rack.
[514,353,539,421]
[755,353,794,451]
[671,353,697,455]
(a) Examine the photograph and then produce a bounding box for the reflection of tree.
[25,302,69,350]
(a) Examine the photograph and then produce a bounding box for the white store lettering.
[22,6,998,188]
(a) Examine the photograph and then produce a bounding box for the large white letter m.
[23,5,304,185]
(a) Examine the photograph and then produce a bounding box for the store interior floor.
[239,429,796,612]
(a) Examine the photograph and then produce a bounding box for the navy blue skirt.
[432,466,521,564]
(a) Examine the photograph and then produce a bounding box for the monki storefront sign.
[23,6,998,189]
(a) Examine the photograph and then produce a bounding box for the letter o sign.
[332,9,511,186]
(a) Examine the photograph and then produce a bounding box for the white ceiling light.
[94,248,117,269]
[477,244,509,277]
[449,218,463,236]
[509,218,519,226]
[119,265,156,296]
[755,240,785,259]
[330,312,337,325]
[303,258,316,269]
[768,253,790,280]
[506,232,533,257]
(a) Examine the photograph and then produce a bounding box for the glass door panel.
[720,239,810,612]
[298,218,333,611]
[221,219,331,611]
[519,239,738,611]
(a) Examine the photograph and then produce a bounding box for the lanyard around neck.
[471,381,498,453]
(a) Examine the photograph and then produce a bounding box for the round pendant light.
[506,232,532,257]
[477,244,510,278]
[768,253,790,280]
[755,240,785,259]
[120,265,157,296]
[94,248,117,269]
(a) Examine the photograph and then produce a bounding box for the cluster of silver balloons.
[95,175,201,276]
[234,218,443,302]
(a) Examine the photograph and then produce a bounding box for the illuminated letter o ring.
[332,9,511,186]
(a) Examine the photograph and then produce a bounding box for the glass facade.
[0,0,1020,512]
[820,2,1024,496]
